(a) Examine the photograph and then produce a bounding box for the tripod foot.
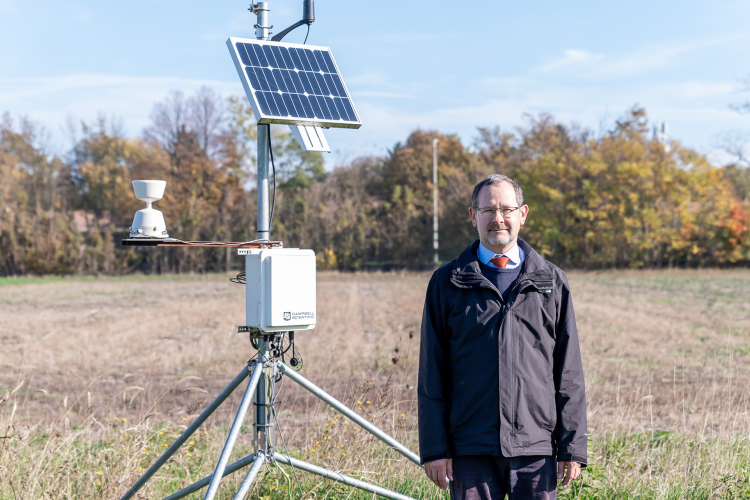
[233,450,266,500]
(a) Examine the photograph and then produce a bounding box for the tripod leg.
[275,453,418,500]
[232,450,266,500]
[277,361,422,466]
[161,454,257,500]
[120,364,253,500]
[203,359,264,500]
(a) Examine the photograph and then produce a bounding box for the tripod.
[119,3,421,497]
[119,333,421,500]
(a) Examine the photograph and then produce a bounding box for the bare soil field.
[2,270,750,499]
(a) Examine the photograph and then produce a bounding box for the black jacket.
[417,239,587,465]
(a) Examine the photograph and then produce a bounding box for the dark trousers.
[449,455,557,500]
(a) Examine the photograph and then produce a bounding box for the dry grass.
[1,269,750,499]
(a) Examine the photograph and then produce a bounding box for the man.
[418,174,587,500]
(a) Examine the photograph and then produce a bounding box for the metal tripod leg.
[232,450,266,500]
[277,361,422,466]
[274,454,418,500]
[161,454,257,500]
[120,365,253,500]
[203,360,264,500]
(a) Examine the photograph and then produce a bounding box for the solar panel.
[227,38,361,129]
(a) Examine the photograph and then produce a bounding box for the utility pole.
[432,138,439,265]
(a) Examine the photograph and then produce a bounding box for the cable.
[272,391,305,499]
[230,271,246,285]
[303,24,310,44]
[128,238,275,246]
[268,130,277,234]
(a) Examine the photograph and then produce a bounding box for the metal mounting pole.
[251,1,275,462]
[432,138,439,265]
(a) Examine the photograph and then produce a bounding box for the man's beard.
[484,225,514,247]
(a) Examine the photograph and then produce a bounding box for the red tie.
[490,255,510,269]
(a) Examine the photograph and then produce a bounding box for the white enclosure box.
[244,248,316,332]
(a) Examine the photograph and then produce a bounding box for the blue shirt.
[477,242,525,269]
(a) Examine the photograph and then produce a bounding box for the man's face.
[469,182,529,252]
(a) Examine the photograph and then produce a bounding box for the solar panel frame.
[227,37,362,129]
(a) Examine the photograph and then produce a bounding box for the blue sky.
[1,0,749,166]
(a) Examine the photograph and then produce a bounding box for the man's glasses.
[475,206,522,218]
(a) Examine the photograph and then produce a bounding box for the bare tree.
[720,131,750,167]
[145,90,187,156]
[730,74,750,115]
[187,86,225,157]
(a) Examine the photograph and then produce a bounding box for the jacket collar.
[450,239,554,290]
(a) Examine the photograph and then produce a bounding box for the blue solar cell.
[288,49,304,70]
[289,94,305,117]
[321,51,336,74]
[313,51,330,73]
[263,91,280,115]
[322,74,339,97]
[244,44,261,66]
[307,95,323,118]
[294,48,313,71]
[305,51,320,72]
[313,96,332,120]
[252,44,268,68]
[262,46,277,68]
[280,70,298,93]
[270,45,287,70]
[297,71,314,95]
[325,96,340,120]
[341,98,357,122]
[261,68,278,92]
[297,95,314,118]
[237,44,252,66]
[282,93,298,116]
[271,92,288,116]
[306,72,323,95]
[272,69,288,93]
[245,67,261,90]
[313,73,330,95]
[330,74,347,97]
[254,68,270,91]
[279,47,295,69]
[255,91,271,115]
[333,98,349,121]
[289,70,304,93]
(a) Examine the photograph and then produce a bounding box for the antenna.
[271,0,315,42]
[119,3,424,500]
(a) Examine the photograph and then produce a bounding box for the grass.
[2,269,750,499]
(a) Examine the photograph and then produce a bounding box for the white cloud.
[532,49,604,73]
[532,35,748,79]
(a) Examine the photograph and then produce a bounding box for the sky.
[1,0,749,167]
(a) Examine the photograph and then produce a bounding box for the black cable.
[268,130,277,234]
[230,271,246,285]
[303,24,310,44]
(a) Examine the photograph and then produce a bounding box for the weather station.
[119,2,422,500]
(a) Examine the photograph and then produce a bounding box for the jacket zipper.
[474,276,538,451]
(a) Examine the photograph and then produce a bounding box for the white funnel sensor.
[129,180,169,238]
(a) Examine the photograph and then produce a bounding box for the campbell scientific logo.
[282,311,314,321]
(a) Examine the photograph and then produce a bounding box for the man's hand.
[557,461,582,487]
[424,458,453,490]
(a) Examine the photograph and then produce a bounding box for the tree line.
[1,88,749,275]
